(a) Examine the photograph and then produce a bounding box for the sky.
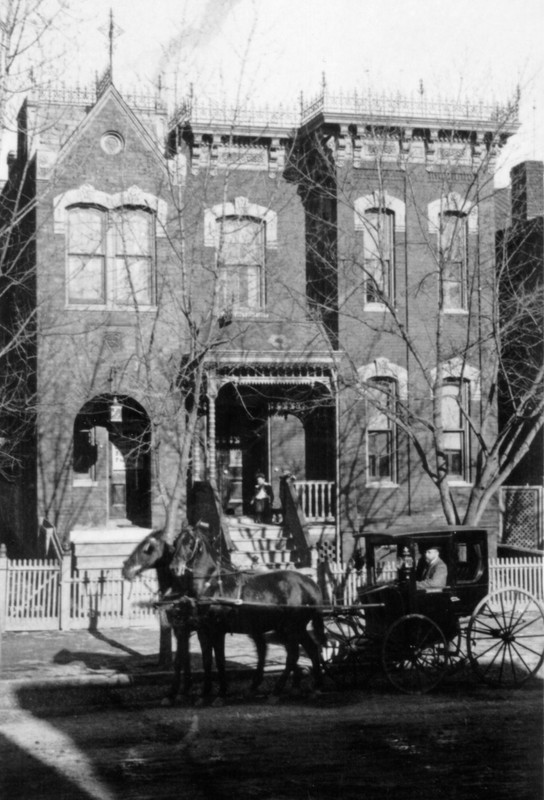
[11,0,544,185]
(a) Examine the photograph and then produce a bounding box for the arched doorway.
[73,394,152,527]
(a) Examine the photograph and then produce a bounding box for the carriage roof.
[355,526,489,546]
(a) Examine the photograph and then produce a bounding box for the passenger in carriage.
[416,546,448,590]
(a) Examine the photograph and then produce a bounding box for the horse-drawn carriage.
[322,526,544,693]
[122,523,544,701]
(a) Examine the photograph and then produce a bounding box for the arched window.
[112,208,154,306]
[438,378,470,480]
[428,192,477,313]
[363,209,394,305]
[439,212,468,310]
[216,216,265,312]
[355,192,404,309]
[66,205,155,307]
[56,185,164,309]
[366,377,397,483]
[431,357,479,483]
[67,207,106,304]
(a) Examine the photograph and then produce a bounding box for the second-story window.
[113,209,153,306]
[67,207,106,304]
[217,217,265,313]
[67,206,155,307]
[439,212,467,311]
[367,377,397,482]
[363,210,394,306]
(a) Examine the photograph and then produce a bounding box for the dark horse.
[122,528,196,704]
[170,524,325,700]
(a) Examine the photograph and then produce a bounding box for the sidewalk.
[0,625,290,708]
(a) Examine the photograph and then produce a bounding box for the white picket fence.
[0,546,542,632]
[329,557,544,606]
[0,546,160,632]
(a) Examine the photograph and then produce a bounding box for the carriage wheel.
[467,588,544,688]
[321,613,368,689]
[382,614,449,694]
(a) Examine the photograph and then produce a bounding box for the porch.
[195,356,337,527]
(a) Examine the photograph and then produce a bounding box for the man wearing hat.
[416,546,448,590]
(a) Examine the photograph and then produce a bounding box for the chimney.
[510,161,544,222]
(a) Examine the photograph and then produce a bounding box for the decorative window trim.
[204,197,278,248]
[53,185,167,236]
[357,358,408,400]
[354,191,406,233]
[427,192,478,234]
[430,357,481,400]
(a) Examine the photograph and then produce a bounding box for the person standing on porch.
[251,472,274,524]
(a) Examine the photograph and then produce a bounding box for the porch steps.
[227,517,296,570]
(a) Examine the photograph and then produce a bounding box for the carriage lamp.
[398,546,415,584]
[110,396,123,422]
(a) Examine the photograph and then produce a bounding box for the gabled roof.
[46,82,169,179]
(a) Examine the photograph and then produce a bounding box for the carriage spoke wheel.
[382,614,449,694]
[321,613,368,689]
[467,588,544,688]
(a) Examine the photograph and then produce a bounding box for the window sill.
[73,477,98,487]
[363,303,392,313]
[441,308,468,316]
[366,481,398,489]
[447,479,472,487]
[227,310,269,320]
[65,304,157,312]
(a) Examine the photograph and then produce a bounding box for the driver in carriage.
[416,546,448,590]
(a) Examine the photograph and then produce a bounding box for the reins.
[180,529,250,596]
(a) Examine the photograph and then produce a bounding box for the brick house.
[496,161,544,551]
[0,76,518,564]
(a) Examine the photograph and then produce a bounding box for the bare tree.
[286,89,541,529]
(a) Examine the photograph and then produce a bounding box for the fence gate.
[4,559,60,631]
[501,486,543,550]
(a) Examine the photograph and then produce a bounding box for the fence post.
[59,544,72,630]
[0,544,8,633]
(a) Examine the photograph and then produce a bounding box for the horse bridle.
[177,529,203,572]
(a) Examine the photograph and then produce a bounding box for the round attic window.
[101,131,124,155]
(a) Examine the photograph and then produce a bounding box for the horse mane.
[194,520,234,572]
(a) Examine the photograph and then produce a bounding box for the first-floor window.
[440,379,470,479]
[367,378,397,482]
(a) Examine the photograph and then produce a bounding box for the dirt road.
[1,677,542,800]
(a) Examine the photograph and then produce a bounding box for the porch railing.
[296,480,335,522]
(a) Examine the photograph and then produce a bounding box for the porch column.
[193,422,201,481]
[207,376,219,485]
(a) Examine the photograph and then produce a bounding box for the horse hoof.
[267,694,280,705]
[212,696,225,708]
[161,696,175,707]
